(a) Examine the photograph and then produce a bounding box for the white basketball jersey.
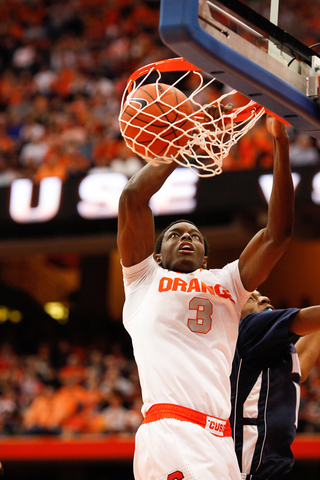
[122,255,251,420]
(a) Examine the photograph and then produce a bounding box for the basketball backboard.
[159,0,320,138]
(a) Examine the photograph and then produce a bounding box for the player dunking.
[117,116,294,480]
[231,291,320,480]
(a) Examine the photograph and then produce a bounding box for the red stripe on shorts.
[142,403,232,437]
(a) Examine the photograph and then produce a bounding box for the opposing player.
[117,116,294,480]
[231,291,320,480]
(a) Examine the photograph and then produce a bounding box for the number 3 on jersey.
[188,297,212,334]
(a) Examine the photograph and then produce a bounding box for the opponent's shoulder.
[238,308,300,367]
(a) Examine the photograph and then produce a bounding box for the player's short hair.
[155,219,209,256]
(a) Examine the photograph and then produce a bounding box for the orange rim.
[125,57,290,125]
[126,57,201,92]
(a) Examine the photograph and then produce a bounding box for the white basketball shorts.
[133,418,241,480]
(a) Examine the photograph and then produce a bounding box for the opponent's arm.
[289,306,320,336]
[238,116,294,291]
[117,162,177,267]
[289,307,320,381]
[294,330,320,382]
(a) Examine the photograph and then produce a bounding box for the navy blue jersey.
[230,308,301,480]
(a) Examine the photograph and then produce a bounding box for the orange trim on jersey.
[142,403,232,437]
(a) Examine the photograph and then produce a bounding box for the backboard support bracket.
[159,0,320,138]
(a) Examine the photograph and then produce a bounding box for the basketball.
[119,83,194,158]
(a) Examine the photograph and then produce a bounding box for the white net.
[119,61,265,177]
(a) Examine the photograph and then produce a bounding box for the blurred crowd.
[0,339,143,436]
[0,0,164,185]
[0,0,319,187]
[0,337,319,437]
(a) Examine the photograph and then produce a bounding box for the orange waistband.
[142,403,232,437]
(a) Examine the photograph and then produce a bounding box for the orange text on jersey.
[158,277,235,304]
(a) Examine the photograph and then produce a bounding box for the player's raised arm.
[238,116,294,291]
[117,162,177,267]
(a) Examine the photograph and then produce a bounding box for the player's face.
[155,222,208,273]
[240,290,274,320]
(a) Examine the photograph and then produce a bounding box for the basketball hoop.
[119,57,267,177]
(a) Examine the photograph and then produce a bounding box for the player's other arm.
[117,162,177,267]
[289,308,320,381]
[295,331,320,382]
[238,116,294,291]
[289,306,320,336]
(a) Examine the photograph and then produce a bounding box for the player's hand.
[266,115,289,141]
[203,102,233,122]
[202,103,234,137]
[193,103,234,156]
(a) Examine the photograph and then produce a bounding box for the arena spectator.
[96,389,130,435]
[99,364,134,401]
[0,386,20,435]
[23,383,61,435]
[289,131,320,167]
[19,126,48,171]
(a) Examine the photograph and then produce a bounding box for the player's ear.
[155,254,162,266]
[202,256,208,268]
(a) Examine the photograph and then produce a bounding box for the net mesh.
[119,62,265,177]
